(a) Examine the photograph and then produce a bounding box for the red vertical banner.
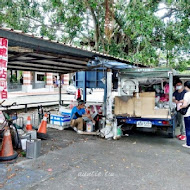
[0,38,8,99]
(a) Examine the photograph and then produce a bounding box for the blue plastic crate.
[50,114,71,126]
[61,112,71,116]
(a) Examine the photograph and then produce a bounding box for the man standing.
[173,80,186,140]
[70,100,95,133]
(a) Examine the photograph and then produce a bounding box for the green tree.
[0,0,189,70]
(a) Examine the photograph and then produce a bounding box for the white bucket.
[20,134,30,150]
[21,139,27,150]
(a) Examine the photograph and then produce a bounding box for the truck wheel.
[168,127,175,138]
[168,132,174,138]
[168,118,176,138]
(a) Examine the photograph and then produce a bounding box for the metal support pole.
[59,73,62,105]
[169,72,173,109]
[25,104,27,113]
[118,74,121,96]
[107,69,112,97]
[106,69,112,118]
[103,69,107,116]
[83,71,86,101]
[38,105,43,124]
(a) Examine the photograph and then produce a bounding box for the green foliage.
[0,0,189,71]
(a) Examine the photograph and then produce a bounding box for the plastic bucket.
[86,122,93,132]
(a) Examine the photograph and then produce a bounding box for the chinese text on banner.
[0,38,8,99]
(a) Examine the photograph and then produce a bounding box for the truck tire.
[168,132,174,138]
[168,127,175,138]
[168,116,176,138]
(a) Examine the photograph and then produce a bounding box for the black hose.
[12,124,21,149]
[0,102,17,108]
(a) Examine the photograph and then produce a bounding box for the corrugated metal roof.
[0,27,143,73]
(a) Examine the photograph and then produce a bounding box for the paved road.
[1,90,189,190]
[1,129,190,190]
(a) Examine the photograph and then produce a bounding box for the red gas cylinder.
[76,88,81,100]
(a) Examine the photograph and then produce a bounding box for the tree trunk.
[85,1,100,51]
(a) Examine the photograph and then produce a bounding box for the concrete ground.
[0,89,189,190]
[0,127,190,190]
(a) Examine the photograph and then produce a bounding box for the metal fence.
[32,82,45,89]
[7,82,46,92]
[8,82,22,92]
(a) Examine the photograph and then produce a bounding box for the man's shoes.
[176,134,182,139]
[96,130,100,135]
[179,135,186,141]
[73,127,77,132]
[77,130,83,134]
[182,144,190,148]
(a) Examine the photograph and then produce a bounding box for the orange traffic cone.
[0,128,18,162]
[37,113,48,140]
[26,116,32,131]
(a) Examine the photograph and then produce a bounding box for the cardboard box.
[141,93,155,116]
[114,92,155,117]
[139,92,155,97]
[154,109,171,119]
[114,92,171,119]
[114,96,134,116]
[134,98,142,116]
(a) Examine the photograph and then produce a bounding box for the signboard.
[0,38,8,99]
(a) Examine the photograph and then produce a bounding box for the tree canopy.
[0,0,189,70]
